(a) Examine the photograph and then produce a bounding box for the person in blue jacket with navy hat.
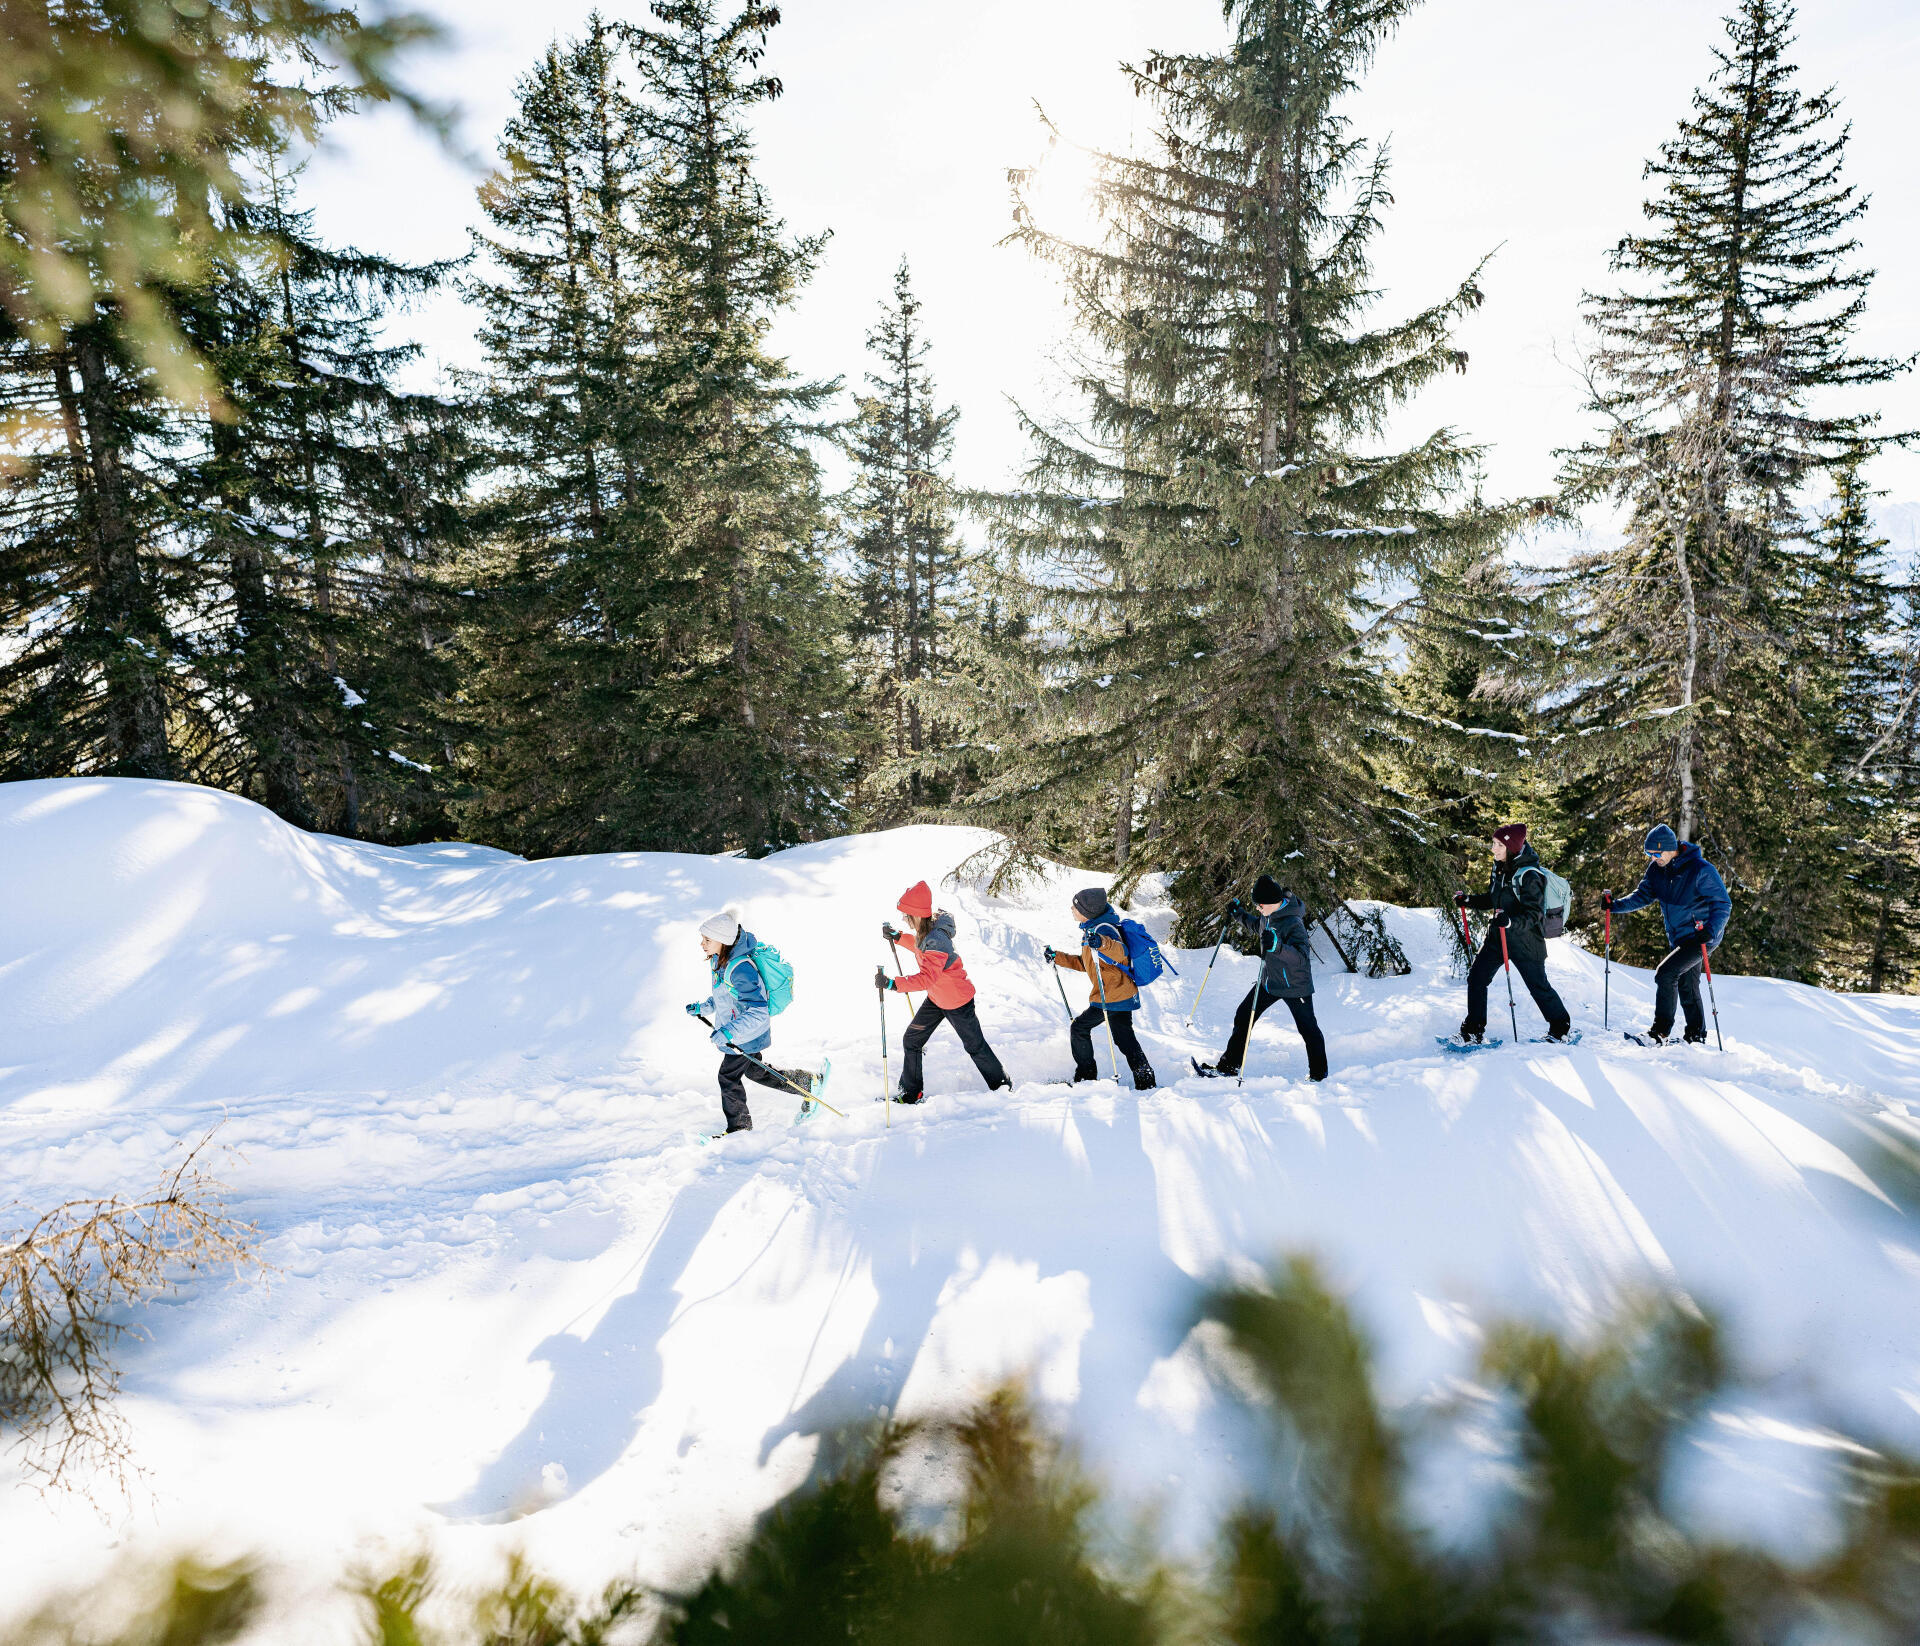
[1604,825,1732,1045]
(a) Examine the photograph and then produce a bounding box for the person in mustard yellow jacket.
[1047,886,1155,1089]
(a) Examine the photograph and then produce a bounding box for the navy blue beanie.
[1644,824,1679,854]
[1072,886,1109,920]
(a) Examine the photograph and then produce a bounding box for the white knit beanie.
[699,910,740,944]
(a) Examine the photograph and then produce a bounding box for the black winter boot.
[1132,1063,1157,1091]
[1457,1021,1485,1045]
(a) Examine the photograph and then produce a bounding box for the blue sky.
[306,0,1920,515]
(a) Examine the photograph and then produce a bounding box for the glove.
[1043,945,1057,962]
[1454,892,1470,908]
[1228,897,1244,913]
[684,1001,705,1019]
[1491,909,1510,928]
[882,922,900,943]
[874,966,892,992]
[1601,891,1613,910]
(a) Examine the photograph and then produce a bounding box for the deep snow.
[4,778,1920,1626]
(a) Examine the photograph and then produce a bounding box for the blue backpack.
[1117,917,1177,987]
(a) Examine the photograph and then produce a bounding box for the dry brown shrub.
[0,1128,264,1498]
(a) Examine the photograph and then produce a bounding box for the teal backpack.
[749,942,795,1015]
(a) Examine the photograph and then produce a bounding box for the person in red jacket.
[877,881,1013,1104]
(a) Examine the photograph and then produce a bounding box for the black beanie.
[1253,872,1285,904]
[1072,885,1109,920]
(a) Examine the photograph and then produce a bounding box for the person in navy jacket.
[1605,825,1733,1045]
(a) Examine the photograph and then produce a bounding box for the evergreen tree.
[0,303,186,779]
[1807,458,1920,989]
[943,0,1515,931]
[454,19,659,853]
[459,6,848,857]
[180,161,471,839]
[1552,0,1910,976]
[845,259,965,815]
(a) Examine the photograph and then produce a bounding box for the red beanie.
[897,880,933,919]
[1493,823,1528,854]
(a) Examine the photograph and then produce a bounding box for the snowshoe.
[1533,1030,1583,1046]
[1189,1058,1235,1080]
[1621,1030,1673,1047]
[1436,1035,1505,1054]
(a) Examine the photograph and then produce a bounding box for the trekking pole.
[1457,899,1474,956]
[1050,958,1075,1022]
[1186,913,1230,1030]
[1497,924,1520,1044]
[886,938,910,1128]
[1698,924,1724,1052]
[694,1014,846,1118]
[1603,902,1612,1030]
[1090,939,1120,1082]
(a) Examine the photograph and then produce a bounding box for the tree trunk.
[71,331,171,778]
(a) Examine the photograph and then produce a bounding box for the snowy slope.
[4,778,1920,1623]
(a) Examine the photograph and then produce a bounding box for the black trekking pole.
[1603,901,1612,1031]
[1185,905,1233,1030]
[885,935,912,1126]
[695,1014,846,1118]
[879,976,890,1130]
[1698,924,1724,1052]
[1497,924,1520,1044]
[1046,949,1075,1021]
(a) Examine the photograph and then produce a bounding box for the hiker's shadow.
[758,1097,1198,1486]
[437,1175,736,1521]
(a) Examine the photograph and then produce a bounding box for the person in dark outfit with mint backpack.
[1193,874,1328,1082]
[1455,823,1573,1044]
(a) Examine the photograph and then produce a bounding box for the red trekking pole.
[1698,922,1723,1051]
[1457,900,1473,954]
[1497,922,1520,1043]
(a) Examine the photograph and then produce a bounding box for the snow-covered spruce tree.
[459,6,848,856]
[845,260,968,818]
[181,160,472,841]
[943,0,1516,933]
[1552,0,1910,978]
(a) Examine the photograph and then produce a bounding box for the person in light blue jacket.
[686,911,814,1134]
[1605,825,1732,1045]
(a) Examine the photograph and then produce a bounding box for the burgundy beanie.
[1492,823,1528,855]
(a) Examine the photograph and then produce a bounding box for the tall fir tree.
[1805,458,1920,989]
[180,159,472,839]
[459,6,848,856]
[0,302,187,780]
[943,0,1515,932]
[845,259,965,816]
[1551,0,1910,976]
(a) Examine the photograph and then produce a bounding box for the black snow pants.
[1652,942,1710,1040]
[899,998,1009,1096]
[1222,985,1329,1082]
[718,1050,808,1132]
[1464,932,1570,1038]
[1071,1004,1154,1086]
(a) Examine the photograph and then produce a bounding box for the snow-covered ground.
[4,779,1920,1625]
